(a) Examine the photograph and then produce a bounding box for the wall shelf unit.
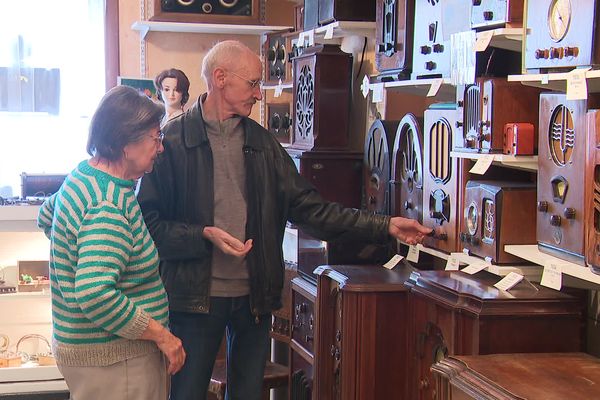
[131,21,294,39]
[0,206,41,232]
[450,151,538,171]
[478,28,523,53]
[508,69,600,93]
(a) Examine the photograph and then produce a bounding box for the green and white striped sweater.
[37,160,169,367]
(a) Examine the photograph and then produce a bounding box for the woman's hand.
[141,319,186,375]
[202,226,253,258]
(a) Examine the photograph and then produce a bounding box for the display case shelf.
[262,82,293,91]
[131,21,294,39]
[478,27,523,53]
[296,21,375,46]
[508,69,600,93]
[450,151,538,171]
[0,206,41,232]
[504,244,600,289]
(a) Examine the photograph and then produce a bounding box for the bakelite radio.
[267,103,292,145]
[455,78,541,153]
[374,0,415,79]
[151,0,264,24]
[471,0,524,30]
[537,93,600,264]
[422,104,470,253]
[586,109,600,275]
[503,123,535,155]
[264,30,294,84]
[460,180,537,264]
[318,0,376,26]
[292,44,352,151]
[364,119,400,215]
[524,0,600,72]
[391,113,424,223]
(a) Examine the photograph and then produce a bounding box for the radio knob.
[456,121,464,128]
[420,45,432,55]
[267,49,276,61]
[564,208,576,219]
[459,232,467,242]
[276,47,286,61]
[425,61,437,71]
[535,49,550,59]
[483,11,494,20]
[281,114,291,130]
[404,200,413,210]
[457,100,464,107]
[378,43,386,53]
[270,114,281,130]
[470,236,480,245]
[564,47,579,57]
[550,215,562,227]
[537,201,548,212]
[472,0,482,5]
[549,48,561,59]
[437,232,448,241]
[433,44,444,53]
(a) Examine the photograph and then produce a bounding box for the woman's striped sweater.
[37,160,169,367]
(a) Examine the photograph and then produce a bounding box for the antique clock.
[422,104,470,253]
[391,113,424,223]
[150,0,265,24]
[264,30,295,84]
[292,44,352,151]
[586,110,600,275]
[267,103,292,145]
[318,0,376,26]
[455,78,542,153]
[364,119,400,215]
[406,269,584,400]
[524,0,600,72]
[374,0,415,79]
[537,93,600,264]
[471,0,524,30]
[460,180,537,264]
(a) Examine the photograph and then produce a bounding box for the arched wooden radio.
[375,0,415,79]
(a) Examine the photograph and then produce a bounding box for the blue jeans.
[169,296,271,400]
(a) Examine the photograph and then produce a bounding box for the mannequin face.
[160,77,183,109]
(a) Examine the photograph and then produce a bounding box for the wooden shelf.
[296,21,376,46]
[131,21,293,39]
[450,151,538,171]
[0,206,41,232]
[479,28,523,53]
[504,244,600,289]
[508,69,600,93]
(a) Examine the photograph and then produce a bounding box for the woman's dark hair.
[154,68,190,106]
[86,85,164,161]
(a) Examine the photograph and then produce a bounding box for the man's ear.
[213,67,227,89]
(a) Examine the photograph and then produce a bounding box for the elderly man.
[137,40,431,400]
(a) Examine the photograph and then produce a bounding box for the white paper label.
[540,262,563,290]
[274,79,283,98]
[407,245,420,263]
[445,253,461,271]
[324,24,335,40]
[383,254,404,270]
[372,83,384,103]
[307,30,315,46]
[469,155,495,175]
[361,75,371,98]
[494,272,524,291]
[427,79,444,97]
[474,30,494,52]
[566,68,589,101]
[541,74,550,85]
[461,262,488,275]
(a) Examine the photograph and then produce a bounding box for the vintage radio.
[364,119,400,215]
[524,0,600,72]
[406,269,585,400]
[264,30,294,84]
[150,0,265,24]
[318,0,376,26]
[391,113,424,223]
[290,277,316,400]
[538,93,600,264]
[471,0,524,30]
[460,180,537,264]
[314,264,414,400]
[21,173,66,199]
[422,104,469,253]
[586,109,600,275]
[374,0,415,79]
[503,122,535,155]
[455,78,541,153]
[267,103,292,145]
[292,44,352,151]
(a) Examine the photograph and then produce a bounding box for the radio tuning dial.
[425,61,437,71]
[483,11,494,21]
[420,45,432,55]
[535,49,550,59]
[537,201,549,212]
[564,207,576,219]
[550,214,562,227]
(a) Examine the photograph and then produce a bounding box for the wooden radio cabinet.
[406,269,585,400]
[264,30,294,84]
[318,0,376,26]
[292,44,352,151]
[537,93,600,264]
[586,109,600,275]
[364,119,400,215]
[455,78,542,153]
[524,0,600,72]
[460,180,537,264]
[432,353,600,400]
[391,113,425,223]
[313,264,414,400]
[375,0,415,79]
[267,103,292,145]
[471,0,524,30]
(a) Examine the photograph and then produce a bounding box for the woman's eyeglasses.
[149,131,165,145]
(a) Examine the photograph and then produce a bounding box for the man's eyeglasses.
[229,71,263,89]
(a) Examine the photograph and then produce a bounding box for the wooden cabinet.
[432,353,600,400]
[406,270,585,400]
[313,264,414,400]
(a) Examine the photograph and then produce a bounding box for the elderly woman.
[37,85,185,400]
[154,68,190,127]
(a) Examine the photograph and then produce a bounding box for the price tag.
[494,272,524,291]
[461,262,488,275]
[274,79,283,98]
[306,30,315,46]
[427,79,444,97]
[383,254,404,270]
[406,245,420,263]
[474,30,494,52]
[541,74,550,85]
[298,32,305,47]
[540,262,563,290]
[324,24,335,40]
[469,155,494,175]
[372,83,384,103]
[361,75,371,98]
[566,68,589,101]
[445,253,461,271]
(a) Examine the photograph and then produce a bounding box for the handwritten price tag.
[383,254,404,270]
[406,245,420,263]
[445,253,461,271]
[566,68,589,101]
[540,262,563,290]
[461,262,488,275]
[469,155,494,175]
[372,83,384,103]
[427,79,444,97]
[494,272,524,291]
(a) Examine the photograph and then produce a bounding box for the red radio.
[503,123,535,156]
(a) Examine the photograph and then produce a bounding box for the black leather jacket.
[137,98,391,315]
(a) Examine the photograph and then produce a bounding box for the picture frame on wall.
[117,77,159,102]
